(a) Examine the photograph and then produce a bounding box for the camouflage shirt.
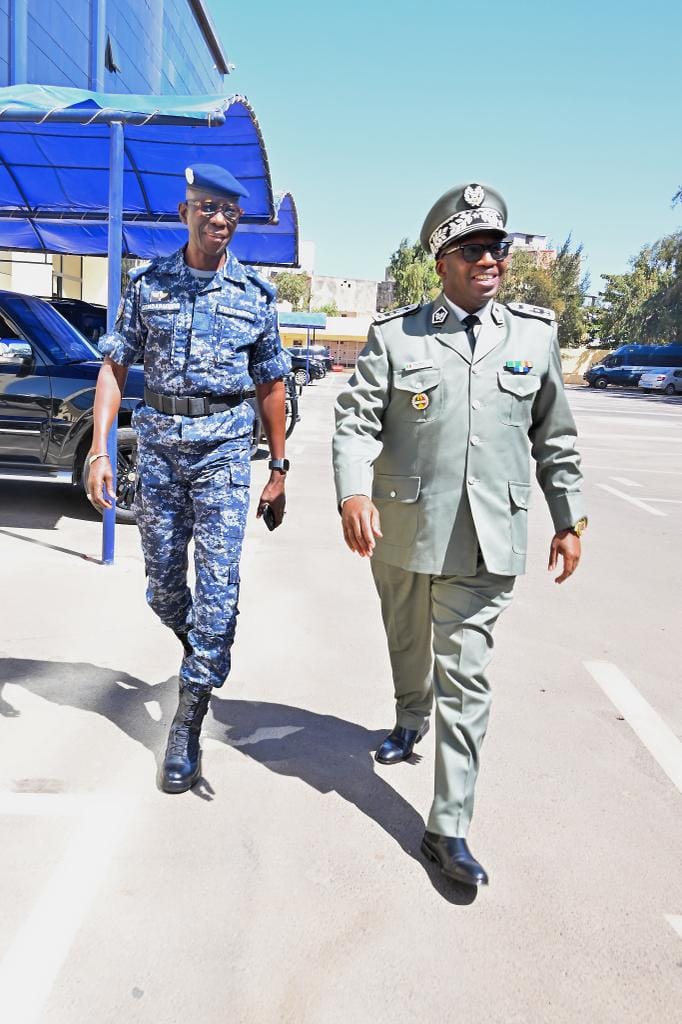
[99,246,291,444]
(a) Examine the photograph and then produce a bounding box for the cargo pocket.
[372,474,421,547]
[497,371,541,426]
[509,481,532,553]
[229,460,251,487]
[392,367,443,422]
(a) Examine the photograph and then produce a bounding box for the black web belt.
[144,385,256,418]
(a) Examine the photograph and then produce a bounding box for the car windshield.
[0,295,101,364]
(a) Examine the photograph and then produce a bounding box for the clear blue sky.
[208,0,682,292]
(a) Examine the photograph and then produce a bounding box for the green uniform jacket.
[332,294,586,576]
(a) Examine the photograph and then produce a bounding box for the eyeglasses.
[187,199,243,223]
[442,240,512,263]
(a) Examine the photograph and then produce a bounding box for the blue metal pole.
[89,0,106,90]
[9,0,28,84]
[102,120,124,565]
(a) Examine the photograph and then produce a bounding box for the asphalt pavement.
[1,376,681,1024]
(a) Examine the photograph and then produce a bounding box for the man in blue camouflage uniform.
[89,163,291,794]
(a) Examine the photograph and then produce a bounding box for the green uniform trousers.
[371,557,515,837]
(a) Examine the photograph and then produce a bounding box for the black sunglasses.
[442,240,512,263]
[187,199,243,223]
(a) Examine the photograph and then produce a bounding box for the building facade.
[0,0,229,302]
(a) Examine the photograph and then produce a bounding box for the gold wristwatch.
[570,517,588,538]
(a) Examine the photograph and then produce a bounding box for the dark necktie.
[462,313,480,353]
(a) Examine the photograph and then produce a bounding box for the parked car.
[0,291,262,524]
[638,368,682,395]
[48,297,107,345]
[584,342,682,388]
[287,344,333,371]
[289,352,326,386]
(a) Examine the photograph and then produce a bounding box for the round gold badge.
[411,392,430,411]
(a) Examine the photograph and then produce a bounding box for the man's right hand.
[88,455,115,511]
[341,495,382,557]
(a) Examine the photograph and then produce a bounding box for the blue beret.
[184,163,249,200]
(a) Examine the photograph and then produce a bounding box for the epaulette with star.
[127,260,155,282]
[506,302,556,323]
[373,303,421,325]
[244,266,277,301]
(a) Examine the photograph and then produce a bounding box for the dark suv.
[0,292,267,524]
[48,297,107,345]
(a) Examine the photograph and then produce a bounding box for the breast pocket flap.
[374,474,421,503]
[509,481,532,509]
[498,370,541,397]
[394,367,442,394]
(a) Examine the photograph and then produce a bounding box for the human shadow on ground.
[0,657,476,904]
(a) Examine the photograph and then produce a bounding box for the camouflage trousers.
[136,436,251,690]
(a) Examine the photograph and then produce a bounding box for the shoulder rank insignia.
[244,266,276,301]
[128,260,154,283]
[506,302,556,323]
[431,305,449,326]
[373,303,421,325]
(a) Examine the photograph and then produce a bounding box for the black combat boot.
[158,683,211,794]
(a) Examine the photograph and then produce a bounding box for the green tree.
[498,237,589,347]
[387,238,440,306]
[641,231,682,340]
[596,243,676,345]
[272,271,310,311]
[311,301,340,316]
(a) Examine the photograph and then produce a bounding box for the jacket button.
[468,476,478,485]
[472,399,481,410]
[470,435,480,445]
[390,490,397,498]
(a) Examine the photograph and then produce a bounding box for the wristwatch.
[570,517,588,538]
[268,458,290,474]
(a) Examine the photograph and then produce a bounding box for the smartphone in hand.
[261,503,277,531]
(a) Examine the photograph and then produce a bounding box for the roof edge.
[188,0,231,76]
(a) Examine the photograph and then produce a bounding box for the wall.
[561,347,609,384]
[310,276,378,315]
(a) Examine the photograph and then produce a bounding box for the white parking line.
[583,465,682,476]
[584,662,682,793]
[576,415,682,428]
[597,484,667,516]
[610,476,643,487]
[665,915,682,939]
[0,794,132,1024]
[581,433,682,443]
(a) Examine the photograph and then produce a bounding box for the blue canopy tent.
[0,84,298,562]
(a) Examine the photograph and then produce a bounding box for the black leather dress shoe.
[374,720,429,765]
[421,832,489,886]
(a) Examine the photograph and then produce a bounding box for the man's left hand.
[257,472,286,528]
[548,530,581,584]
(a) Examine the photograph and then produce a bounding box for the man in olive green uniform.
[333,183,587,886]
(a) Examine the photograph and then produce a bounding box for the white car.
[638,368,682,395]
